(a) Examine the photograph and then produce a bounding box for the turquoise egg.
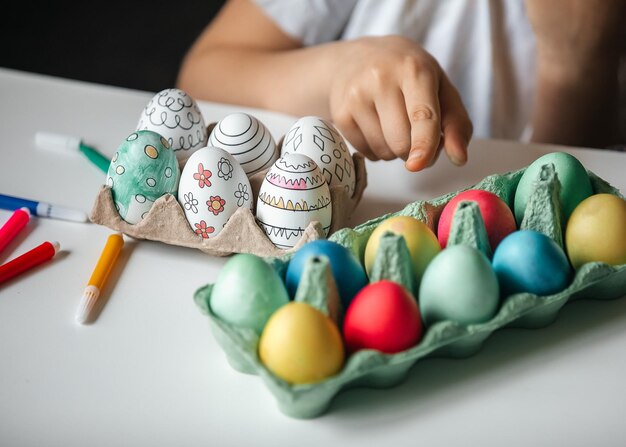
[210,254,289,334]
[107,130,180,224]
[419,245,500,326]
[492,230,571,296]
[514,152,593,225]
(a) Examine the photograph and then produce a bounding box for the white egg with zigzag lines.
[209,113,279,177]
[256,153,332,249]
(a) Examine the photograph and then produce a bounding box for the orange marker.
[76,233,124,324]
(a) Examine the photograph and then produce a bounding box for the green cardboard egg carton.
[194,163,626,419]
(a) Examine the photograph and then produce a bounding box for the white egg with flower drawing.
[177,147,252,239]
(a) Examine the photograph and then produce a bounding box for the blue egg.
[492,230,571,296]
[286,240,368,309]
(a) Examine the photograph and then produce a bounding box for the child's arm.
[526,0,625,148]
[177,0,472,171]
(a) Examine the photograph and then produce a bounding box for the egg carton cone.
[89,125,368,257]
[195,163,626,419]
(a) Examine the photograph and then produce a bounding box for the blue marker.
[0,194,88,223]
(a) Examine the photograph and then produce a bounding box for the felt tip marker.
[0,207,30,254]
[0,194,88,223]
[76,233,124,324]
[35,131,110,173]
[0,241,60,285]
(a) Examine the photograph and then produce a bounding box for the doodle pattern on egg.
[177,147,253,239]
[256,153,332,249]
[282,116,355,196]
[208,113,279,176]
[137,88,207,154]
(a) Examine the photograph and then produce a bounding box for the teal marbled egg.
[106,130,180,224]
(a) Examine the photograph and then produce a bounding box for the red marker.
[0,208,30,254]
[0,241,60,285]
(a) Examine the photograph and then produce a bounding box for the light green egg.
[107,130,180,224]
[210,254,290,334]
[419,245,500,326]
[514,152,593,225]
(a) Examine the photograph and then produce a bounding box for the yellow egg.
[565,194,626,270]
[258,302,344,384]
[364,216,441,283]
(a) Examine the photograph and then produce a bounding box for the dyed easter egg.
[178,147,252,239]
[256,153,332,249]
[281,116,356,196]
[208,113,279,176]
[107,130,179,224]
[492,230,572,296]
[210,254,289,333]
[565,194,626,269]
[364,216,440,285]
[285,240,368,309]
[137,88,207,160]
[437,189,516,251]
[259,302,344,384]
[343,280,422,354]
[419,245,500,326]
[514,152,593,225]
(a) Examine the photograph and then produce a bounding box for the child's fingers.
[373,87,412,160]
[350,103,395,160]
[402,69,442,172]
[333,113,379,161]
[439,74,473,166]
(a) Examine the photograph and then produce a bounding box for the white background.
[0,68,625,446]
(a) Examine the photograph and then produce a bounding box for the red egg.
[342,280,423,354]
[437,189,516,250]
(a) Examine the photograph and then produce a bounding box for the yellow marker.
[76,233,124,324]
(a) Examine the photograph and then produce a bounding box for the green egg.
[107,130,179,224]
[419,245,500,326]
[514,152,593,225]
[210,254,290,334]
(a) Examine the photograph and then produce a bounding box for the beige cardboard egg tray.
[90,124,368,257]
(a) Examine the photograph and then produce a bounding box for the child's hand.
[329,36,473,171]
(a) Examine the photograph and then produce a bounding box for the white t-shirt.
[254,0,537,141]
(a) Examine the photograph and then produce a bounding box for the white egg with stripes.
[208,113,279,177]
[256,153,332,249]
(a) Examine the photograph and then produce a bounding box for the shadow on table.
[326,294,626,422]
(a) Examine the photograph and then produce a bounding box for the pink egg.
[437,189,516,251]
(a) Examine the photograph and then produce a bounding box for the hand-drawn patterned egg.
[208,113,279,177]
[137,88,207,161]
[281,116,355,197]
[256,153,332,249]
[107,130,179,224]
[178,146,252,239]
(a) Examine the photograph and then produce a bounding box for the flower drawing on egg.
[217,157,234,181]
[183,192,199,214]
[194,220,215,239]
[193,163,212,188]
[207,196,226,216]
[234,183,249,207]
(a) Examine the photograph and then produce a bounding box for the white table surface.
[0,67,625,447]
